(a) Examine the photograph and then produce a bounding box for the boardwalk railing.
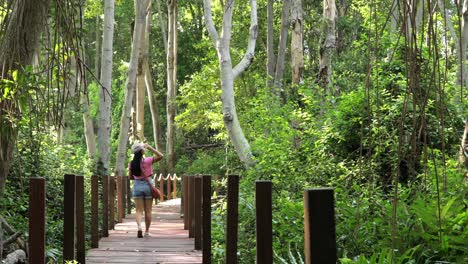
[27,173,336,264]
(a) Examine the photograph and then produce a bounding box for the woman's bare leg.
[144,198,153,233]
[135,198,145,231]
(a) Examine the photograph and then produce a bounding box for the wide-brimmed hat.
[131,142,144,153]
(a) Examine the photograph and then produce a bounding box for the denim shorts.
[132,179,154,199]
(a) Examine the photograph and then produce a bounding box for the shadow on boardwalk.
[86,199,202,264]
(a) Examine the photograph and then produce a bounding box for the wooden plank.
[63,174,75,262]
[202,175,212,264]
[226,175,239,264]
[76,175,86,264]
[256,181,272,264]
[91,175,99,248]
[86,198,201,264]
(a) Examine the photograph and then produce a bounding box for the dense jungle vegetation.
[0,0,467,263]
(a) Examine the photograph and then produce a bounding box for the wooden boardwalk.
[86,199,202,264]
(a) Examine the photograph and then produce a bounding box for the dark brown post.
[167,174,172,200]
[194,176,202,250]
[180,175,187,230]
[63,174,75,262]
[109,176,115,230]
[122,175,127,217]
[29,177,45,264]
[126,177,131,214]
[202,175,212,264]
[183,176,188,229]
[173,175,177,199]
[159,174,165,202]
[75,176,85,264]
[91,175,99,248]
[102,175,109,237]
[226,175,239,264]
[117,176,123,223]
[304,188,337,264]
[256,181,272,264]
[188,176,195,238]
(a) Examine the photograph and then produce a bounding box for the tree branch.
[203,0,219,47]
[233,0,258,79]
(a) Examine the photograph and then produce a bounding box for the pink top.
[129,157,155,180]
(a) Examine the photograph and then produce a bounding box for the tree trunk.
[166,0,178,173]
[114,0,148,178]
[291,0,303,85]
[98,0,115,177]
[156,0,168,51]
[82,93,97,159]
[203,0,258,167]
[318,0,336,95]
[95,15,101,78]
[136,2,149,139]
[143,4,164,152]
[266,0,275,89]
[274,0,291,100]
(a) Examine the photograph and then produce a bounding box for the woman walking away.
[129,142,164,238]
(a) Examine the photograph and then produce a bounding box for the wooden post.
[194,176,202,250]
[29,178,45,264]
[109,176,115,230]
[304,188,337,264]
[183,176,188,230]
[173,175,177,199]
[159,174,165,202]
[75,176,86,264]
[189,176,195,238]
[117,176,123,223]
[126,177,131,215]
[256,181,272,264]
[102,175,109,237]
[63,174,75,262]
[122,175,127,218]
[91,175,99,248]
[226,175,239,264]
[167,174,172,200]
[202,175,212,264]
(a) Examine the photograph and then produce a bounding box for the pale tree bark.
[459,0,468,167]
[144,3,164,152]
[318,0,336,95]
[0,0,50,256]
[82,92,97,159]
[203,0,258,167]
[156,0,168,51]
[136,1,149,139]
[95,15,101,78]
[166,0,178,173]
[114,0,148,178]
[266,0,275,88]
[274,0,291,100]
[98,0,115,238]
[291,0,303,85]
[98,0,115,177]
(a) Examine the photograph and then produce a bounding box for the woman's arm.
[144,143,164,161]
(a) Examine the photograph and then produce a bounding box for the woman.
[129,142,164,238]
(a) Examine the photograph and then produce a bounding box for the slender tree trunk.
[136,2,149,139]
[291,0,303,85]
[156,0,168,51]
[114,0,148,178]
[0,0,50,256]
[459,0,468,167]
[98,0,115,177]
[318,0,336,95]
[336,0,347,53]
[203,0,258,167]
[82,92,97,159]
[274,0,290,100]
[144,4,164,152]
[95,15,101,79]
[266,0,275,89]
[166,0,178,173]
